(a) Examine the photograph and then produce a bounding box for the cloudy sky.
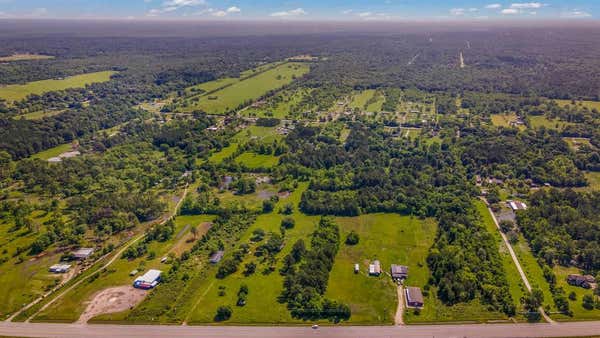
[0,0,596,20]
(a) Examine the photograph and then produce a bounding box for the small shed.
[72,248,94,260]
[133,269,162,289]
[49,264,71,273]
[508,200,527,211]
[209,250,225,264]
[354,263,359,274]
[369,260,381,276]
[390,264,408,280]
[406,287,424,308]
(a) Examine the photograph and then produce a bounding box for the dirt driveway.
[77,286,147,323]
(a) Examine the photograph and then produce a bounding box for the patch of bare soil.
[78,286,147,323]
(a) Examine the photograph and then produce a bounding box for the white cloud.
[468,8,478,12]
[226,6,241,13]
[212,10,227,17]
[341,9,353,15]
[485,4,502,9]
[501,8,520,14]
[358,11,373,17]
[270,8,306,17]
[450,8,466,16]
[561,10,591,18]
[30,7,48,17]
[510,2,544,9]
[147,0,206,16]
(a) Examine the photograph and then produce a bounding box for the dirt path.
[394,285,404,325]
[77,286,146,323]
[15,186,189,323]
[483,198,554,324]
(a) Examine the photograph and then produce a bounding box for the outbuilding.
[369,260,381,276]
[209,250,224,264]
[508,200,527,211]
[133,269,162,289]
[72,248,94,260]
[49,264,71,273]
[405,286,424,308]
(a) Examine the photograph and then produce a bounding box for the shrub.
[215,305,232,321]
[281,217,295,229]
[345,231,359,245]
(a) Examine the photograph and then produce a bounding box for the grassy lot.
[233,126,282,143]
[14,109,65,120]
[582,172,600,191]
[0,71,116,102]
[245,88,313,119]
[366,92,385,112]
[349,90,376,110]
[491,113,524,129]
[326,213,437,324]
[555,99,600,111]
[0,54,54,62]
[475,200,527,317]
[0,211,62,319]
[550,266,600,321]
[179,62,309,114]
[529,115,574,130]
[235,152,280,169]
[208,143,239,164]
[33,214,214,323]
[563,137,594,151]
[186,182,322,324]
[30,143,73,161]
[512,234,555,312]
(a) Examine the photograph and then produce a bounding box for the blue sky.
[0,0,597,20]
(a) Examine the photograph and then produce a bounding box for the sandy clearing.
[77,286,147,323]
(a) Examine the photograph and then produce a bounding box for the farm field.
[0,54,54,62]
[30,143,73,161]
[245,88,313,119]
[178,62,309,114]
[555,99,600,111]
[349,90,376,110]
[326,213,437,324]
[366,92,385,112]
[208,143,239,164]
[0,71,116,102]
[32,214,214,323]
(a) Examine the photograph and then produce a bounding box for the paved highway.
[1,321,599,338]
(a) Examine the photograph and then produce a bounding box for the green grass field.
[512,234,555,312]
[179,62,310,114]
[33,214,214,323]
[30,144,73,161]
[14,109,65,120]
[245,88,313,119]
[235,152,280,169]
[366,92,385,112]
[208,143,239,164]
[563,137,594,151]
[529,115,574,130]
[475,200,527,318]
[491,113,524,130]
[551,266,600,321]
[349,90,376,110]
[327,213,437,324]
[0,71,116,102]
[186,183,321,324]
[555,99,600,111]
[0,54,54,62]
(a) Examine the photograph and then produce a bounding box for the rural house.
[71,248,94,260]
[405,286,424,308]
[390,264,408,281]
[209,250,225,264]
[49,264,71,273]
[567,274,596,289]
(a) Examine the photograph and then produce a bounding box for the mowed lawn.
[0,71,116,102]
[235,152,280,169]
[551,266,600,321]
[30,143,73,160]
[491,113,524,129]
[179,62,310,114]
[33,215,214,323]
[186,183,322,325]
[327,214,437,324]
[349,90,376,110]
[529,115,575,130]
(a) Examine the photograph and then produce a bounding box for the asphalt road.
[1,321,600,338]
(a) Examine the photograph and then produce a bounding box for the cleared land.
[0,54,54,62]
[491,113,524,130]
[30,144,73,161]
[179,62,310,114]
[14,109,65,120]
[529,115,574,130]
[326,213,437,324]
[0,71,116,102]
[77,286,146,323]
[555,99,600,111]
[234,153,280,169]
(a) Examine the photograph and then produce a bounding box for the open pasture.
[0,71,116,102]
